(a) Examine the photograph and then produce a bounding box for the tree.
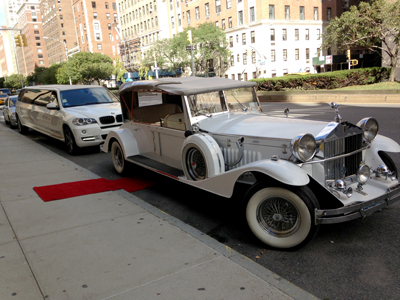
[4,74,27,89]
[192,23,232,77]
[113,57,128,83]
[57,52,114,85]
[322,0,400,81]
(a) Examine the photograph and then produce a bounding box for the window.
[215,21,219,27]
[36,42,41,46]
[226,0,231,9]
[282,29,287,41]
[270,29,275,41]
[171,16,174,28]
[236,35,239,42]
[35,37,40,40]
[205,3,210,18]
[314,7,318,20]
[305,29,309,40]
[94,23,100,30]
[285,5,290,20]
[92,1,96,8]
[62,31,66,36]
[327,7,331,21]
[295,49,299,60]
[269,5,274,20]
[237,54,239,62]
[237,73,242,81]
[195,7,200,19]
[178,14,181,26]
[38,54,43,58]
[61,23,64,28]
[94,12,98,19]
[243,53,247,65]
[96,33,101,40]
[229,36,233,47]
[250,7,255,22]
[105,2,109,8]
[113,2,116,10]
[114,13,118,21]
[306,48,310,59]
[251,31,255,43]
[155,16,158,25]
[242,33,246,45]
[186,11,191,23]
[107,13,110,19]
[222,19,225,29]
[295,29,299,41]
[228,17,232,28]
[108,23,111,29]
[39,61,44,65]
[271,50,275,62]
[252,51,256,64]
[283,49,287,61]
[317,29,321,39]
[97,44,102,50]
[300,6,305,20]
[60,15,63,20]
[34,30,39,34]
[244,73,247,81]
[58,7,62,11]
[37,48,42,53]
[232,74,235,80]
[216,0,221,13]
[238,10,243,25]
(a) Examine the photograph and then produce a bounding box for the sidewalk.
[0,124,318,300]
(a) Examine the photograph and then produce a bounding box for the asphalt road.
[2,102,400,300]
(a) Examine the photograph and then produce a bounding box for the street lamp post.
[43,36,72,85]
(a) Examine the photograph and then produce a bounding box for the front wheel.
[17,116,29,134]
[111,140,126,174]
[245,185,319,250]
[64,126,79,155]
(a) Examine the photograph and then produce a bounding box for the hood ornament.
[329,102,342,123]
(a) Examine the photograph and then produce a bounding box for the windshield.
[9,97,17,106]
[0,89,11,94]
[188,88,260,117]
[225,88,260,112]
[60,88,118,108]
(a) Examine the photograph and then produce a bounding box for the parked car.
[15,85,123,154]
[102,77,400,249]
[3,95,18,128]
[0,92,7,105]
[0,88,12,95]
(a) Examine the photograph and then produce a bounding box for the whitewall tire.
[111,140,126,174]
[245,185,319,249]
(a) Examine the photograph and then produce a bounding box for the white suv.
[15,85,122,154]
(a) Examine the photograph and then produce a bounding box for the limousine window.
[60,88,118,107]
[21,89,57,107]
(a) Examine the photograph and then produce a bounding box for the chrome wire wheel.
[256,196,300,237]
[186,147,207,180]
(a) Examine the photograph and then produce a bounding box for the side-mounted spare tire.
[181,133,225,181]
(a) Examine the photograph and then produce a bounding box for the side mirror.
[46,102,59,110]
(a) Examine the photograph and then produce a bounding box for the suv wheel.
[64,126,80,155]
[17,116,28,134]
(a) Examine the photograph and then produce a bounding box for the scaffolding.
[119,37,141,71]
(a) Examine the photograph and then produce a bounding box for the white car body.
[3,95,18,127]
[102,77,400,249]
[15,85,122,154]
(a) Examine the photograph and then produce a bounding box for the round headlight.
[357,164,370,184]
[290,133,317,162]
[357,117,379,142]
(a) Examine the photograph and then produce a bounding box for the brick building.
[15,1,49,76]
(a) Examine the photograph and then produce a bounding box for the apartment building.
[71,0,119,60]
[0,28,15,77]
[40,0,78,64]
[15,2,50,76]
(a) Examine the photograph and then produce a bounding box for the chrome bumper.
[315,184,400,225]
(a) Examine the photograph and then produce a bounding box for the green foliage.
[57,52,114,84]
[26,64,61,85]
[113,57,127,83]
[138,66,150,79]
[251,67,390,91]
[322,0,400,81]
[4,74,27,89]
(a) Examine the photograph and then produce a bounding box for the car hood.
[197,112,330,140]
[64,103,121,119]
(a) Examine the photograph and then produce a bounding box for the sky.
[0,0,6,27]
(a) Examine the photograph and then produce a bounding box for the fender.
[364,134,400,169]
[180,158,310,198]
[102,127,139,158]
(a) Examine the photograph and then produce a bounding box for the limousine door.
[33,92,64,138]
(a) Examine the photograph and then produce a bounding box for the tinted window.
[0,88,11,94]
[60,88,118,107]
[22,89,54,106]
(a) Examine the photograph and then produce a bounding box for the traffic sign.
[153,67,160,70]
[186,45,197,51]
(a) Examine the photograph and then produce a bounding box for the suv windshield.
[60,88,118,107]
[188,88,260,117]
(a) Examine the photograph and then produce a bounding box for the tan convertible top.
[119,76,256,96]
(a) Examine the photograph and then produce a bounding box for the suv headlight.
[72,118,97,126]
[357,117,378,142]
[290,133,317,162]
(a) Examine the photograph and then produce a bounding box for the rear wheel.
[64,126,79,155]
[245,184,319,249]
[111,141,126,174]
[17,116,28,134]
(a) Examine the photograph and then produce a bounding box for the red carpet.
[34,177,155,202]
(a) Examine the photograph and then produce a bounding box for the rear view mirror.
[46,102,59,110]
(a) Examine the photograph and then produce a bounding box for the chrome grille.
[323,133,363,180]
[99,116,115,124]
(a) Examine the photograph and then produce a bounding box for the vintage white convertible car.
[102,77,400,249]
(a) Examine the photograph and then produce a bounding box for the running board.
[127,155,184,179]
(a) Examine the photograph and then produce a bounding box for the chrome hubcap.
[186,148,206,180]
[256,196,300,237]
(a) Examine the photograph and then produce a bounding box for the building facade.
[15,2,50,76]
